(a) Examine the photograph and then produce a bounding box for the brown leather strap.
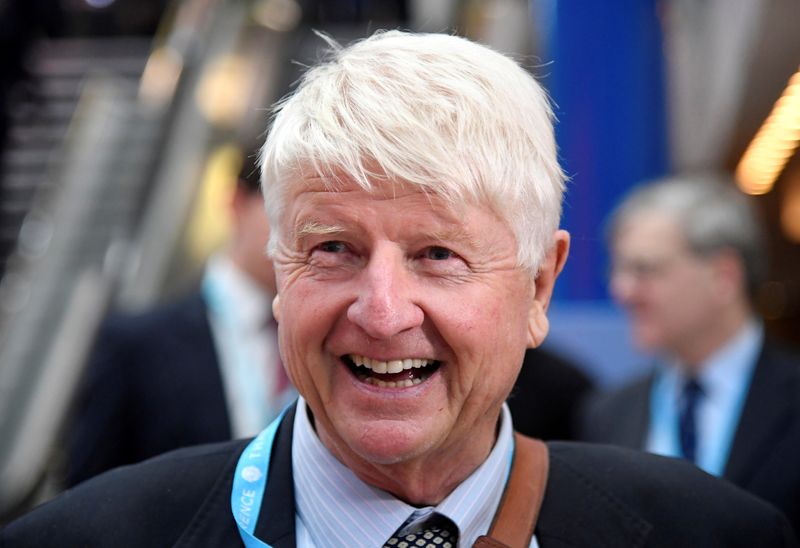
[473,433,549,548]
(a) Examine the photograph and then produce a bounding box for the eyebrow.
[422,226,486,253]
[294,220,345,238]
[293,220,486,252]
[427,227,473,244]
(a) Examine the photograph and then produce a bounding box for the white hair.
[260,30,565,273]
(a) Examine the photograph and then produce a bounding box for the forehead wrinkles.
[289,181,463,225]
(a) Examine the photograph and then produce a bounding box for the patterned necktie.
[384,513,459,548]
[678,378,704,463]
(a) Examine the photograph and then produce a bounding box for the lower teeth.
[360,376,427,388]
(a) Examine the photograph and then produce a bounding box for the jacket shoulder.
[540,442,797,547]
[584,376,651,415]
[99,291,207,340]
[760,341,800,377]
[2,439,248,548]
[577,375,651,442]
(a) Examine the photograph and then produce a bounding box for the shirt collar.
[203,254,273,329]
[660,319,763,400]
[292,398,513,546]
[696,319,762,401]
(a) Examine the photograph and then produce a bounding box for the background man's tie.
[384,513,459,548]
[678,378,704,463]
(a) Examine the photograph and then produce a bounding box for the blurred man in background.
[580,174,800,534]
[64,150,294,487]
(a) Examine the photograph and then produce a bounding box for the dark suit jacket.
[579,341,800,535]
[5,405,796,547]
[65,292,232,487]
[507,347,593,440]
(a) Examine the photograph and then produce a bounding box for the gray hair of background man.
[608,173,767,300]
[259,30,566,276]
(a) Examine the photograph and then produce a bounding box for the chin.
[638,338,666,355]
[345,419,438,466]
[632,326,661,350]
[633,333,654,347]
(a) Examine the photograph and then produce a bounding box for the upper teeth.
[350,355,432,374]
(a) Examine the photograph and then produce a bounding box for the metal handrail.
[0,78,139,518]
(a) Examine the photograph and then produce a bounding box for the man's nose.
[346,248,424,340]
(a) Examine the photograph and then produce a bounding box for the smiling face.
[272,177,560,497]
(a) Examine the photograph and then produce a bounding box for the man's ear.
[527,230,570,348]
[709,248,745,302]
[272,294,281,323]
[230,183,248,218]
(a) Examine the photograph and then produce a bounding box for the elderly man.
[580,174,800,535]
[2,32,796,547]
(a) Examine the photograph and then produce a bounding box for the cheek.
[437,285,530,364]
[273,262,292,290]
[667,269,711,310]
[450,307,528,407]
[280,280,333,343]
[278,284,332,370]
[278,313,312,376]
[647,276,686,310]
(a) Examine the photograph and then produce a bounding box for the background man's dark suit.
[580,341,800,535]
[508,347,593,440]
[5,405,797,547]
[65,292,232,487]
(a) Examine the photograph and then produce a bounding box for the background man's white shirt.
[204,254,293,438]
[646,320,762,475]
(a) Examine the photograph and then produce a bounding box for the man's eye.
[317,241,347,253]
[424,246,455,261]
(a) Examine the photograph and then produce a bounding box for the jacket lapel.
[620,377,652,449]
[590,376,651,449]
[254,404,298,547]
[723,344,797,485]
[173,405,298,548]
[171,440,251,548]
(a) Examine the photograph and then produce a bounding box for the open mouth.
[342,354,441,388]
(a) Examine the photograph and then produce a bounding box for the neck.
[675,300,752,372]
[315,413,500,506]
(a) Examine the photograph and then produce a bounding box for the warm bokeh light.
[185,144,242,261]
[139,46,184,107]
[736,68,800,195]
[252,0,302,32]
[781,171,800,243]
[195,55,253,128]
